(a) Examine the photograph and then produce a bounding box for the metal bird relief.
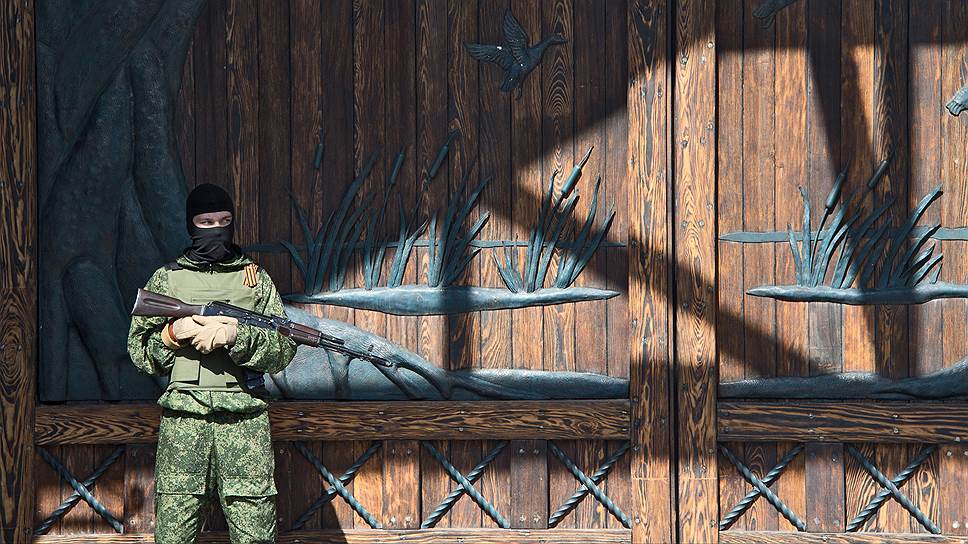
[464,8,567,100]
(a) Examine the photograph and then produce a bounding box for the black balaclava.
[183,183,241,264]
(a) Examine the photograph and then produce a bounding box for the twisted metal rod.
[291,441,382,530]
[719,444,806,531]
[719,443,804,531]
[294,441,382,528]
[35,446,126,534]
[549,441,631,528]
[846,444,940,534]
[548,441,631,528]
[421,441,509,528]
[421,441,508,528]
[846,444,936,532]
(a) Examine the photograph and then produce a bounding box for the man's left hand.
[190,315,239,354]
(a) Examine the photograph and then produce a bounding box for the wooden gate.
[2,1,968,543]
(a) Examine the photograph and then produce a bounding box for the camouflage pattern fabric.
[154,407,277,543]
[126,252,296,543]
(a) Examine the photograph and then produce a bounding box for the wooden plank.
[92,445,124,534]
[416,0,449,370]
[603,0,629,383]
[477,2,514,525]
[872,0,910,380]
[719,402,968,443]
[772,2,809,531]
[256,0,291,287]
[721,531,965,543]
[351,439,385,529]
[33,528,632,544]
[121,445,155,534]
[627,0,673,541]
[192,0,227,191]
[0,0,36,541]
[225,0,259,250]
[673,0,717,539]
[508,0,544,373]
[804,443,845,532]
[509,440,547,529]
[940,1,968,536]
[805,0,843,376]
[36,400,630,445]
[288,0,321,292]
[33,446,62,536]
[840,0,876,375]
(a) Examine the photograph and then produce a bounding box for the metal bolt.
[518,448,526,454]
[533,449,540,455]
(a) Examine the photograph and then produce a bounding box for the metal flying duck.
[464,8,567,100]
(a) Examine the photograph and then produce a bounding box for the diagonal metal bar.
[719,443,804,531]
[35,446,126,534]
[846,444,936,532]
[549,441,631,528]
[293,441,382,528]
[845,444,941,534]
[290,441,382,531]
[719,444,806,531]
[422,440,508,528]
[421,441,509,528]
[548,441,631,528]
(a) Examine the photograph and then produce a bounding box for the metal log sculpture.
[752,0,800,27]
[258,304,628,401]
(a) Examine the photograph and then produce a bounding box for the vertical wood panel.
[122,445,155,534]
[940,0,968,536]
[628,0,673,541]
[806,0,843,376]
[805,443,845,532]
[257,0,292,289]
[227,0,260,250]
[318,0,356,528]
[0,7,36,544]
[674,0,717,540]
[510,440,548,529]
[476,0,513,526]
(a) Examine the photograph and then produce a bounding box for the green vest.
[166,266,257,390]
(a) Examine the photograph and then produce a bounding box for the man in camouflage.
[127,183,297,544]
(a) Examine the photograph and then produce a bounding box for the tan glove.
[161,316,204,349]
[190,315,239,354]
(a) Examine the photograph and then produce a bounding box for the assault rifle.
[130,288,394,392]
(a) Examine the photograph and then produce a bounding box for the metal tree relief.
[271,131,618,315]
[464,8,567,100]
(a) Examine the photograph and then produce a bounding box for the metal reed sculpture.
[274,134,618,315]
[744,155,968,305]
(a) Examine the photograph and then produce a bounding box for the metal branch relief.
[259,129,618,316]
[725,154,968,305]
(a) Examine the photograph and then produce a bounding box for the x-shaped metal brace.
[421,440,508,528]
[548,441,631,528]
[293,441,382,528]
[34,445,126,535]
[845,444,940,534]
[719,444,806,531]
[421,441,509,528]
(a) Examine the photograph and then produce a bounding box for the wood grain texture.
[805,443,845,532]
[627,0,673,541]
[0,0,36,542]
[719,402,968,443]
[940,1,968,535]
[509,440,547,529]
[721,531,968,543]
[673,0,717,540]
[31,528,632,544]
[36,401,630,444]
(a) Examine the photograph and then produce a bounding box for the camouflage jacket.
[127,251,297,415]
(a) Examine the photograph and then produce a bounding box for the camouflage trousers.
[154,408,278,544]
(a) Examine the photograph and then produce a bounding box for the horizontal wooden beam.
[720,531,963,543]
[33,528,631,543]
[718,401,968,443]
[35,400,630,444]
